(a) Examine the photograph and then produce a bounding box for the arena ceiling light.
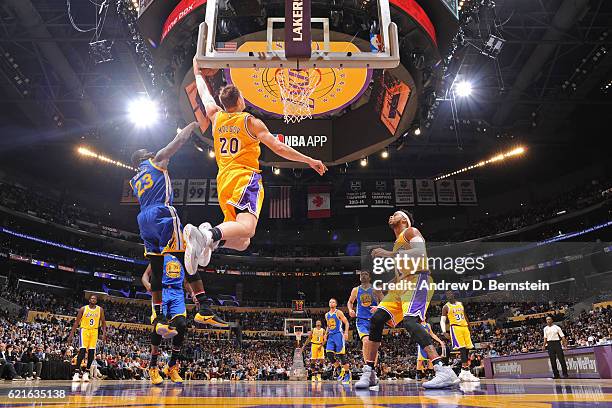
[77,146,135,171]
[455,81,473,97]
[360,157,368,167]
[128,97,158,127]
[434,146,525,180]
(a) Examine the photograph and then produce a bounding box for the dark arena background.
[0,0,611,406]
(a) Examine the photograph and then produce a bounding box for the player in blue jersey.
[141,255,189,385]
[347,270,383,386]
[130,121,227,341]
[324,298,351,384]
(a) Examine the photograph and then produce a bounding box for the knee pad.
[403,316,433,349]
[171,316,187,347]
[186,270,203,283]
[151,331,162,347]
[460,347,468,364]
[149,256,164,292]
[326,351,336,364]
[369,309,391,342]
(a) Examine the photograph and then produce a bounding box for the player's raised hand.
[308,159,328,176]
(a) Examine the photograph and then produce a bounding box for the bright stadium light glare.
[414,127,421,136]
[128,97,158,127]
[455,81,473,97]
[381,149,389,159]
[360,157,368,167]
[273,167,281,175]
[434,146,526,180]
[208,148,215,158]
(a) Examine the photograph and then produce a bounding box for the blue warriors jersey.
[162,254,184,287]
[130,159,172,208]
[326,311,342,335]
[356,286,377,319]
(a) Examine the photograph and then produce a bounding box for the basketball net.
[294,330,303,348]
[275,68,320,124]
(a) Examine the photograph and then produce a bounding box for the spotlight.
[455,81,473,97]
[381,149,389,159]
[128,97,158,127]
[414,127,422,136]
[273,167,280,175]
[208,148,215,158]
[360,157,368,167]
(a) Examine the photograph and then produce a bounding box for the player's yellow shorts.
[450,325,473,350]
[217,169,264,222]
[311,343,325,360]
[378,273,434,327]
[79,328,98,350]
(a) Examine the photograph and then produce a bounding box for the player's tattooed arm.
[67,307,84,344]
[249,117,328,175]
[153,121,198,167]
[347,287,358,318]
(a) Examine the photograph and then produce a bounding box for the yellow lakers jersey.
[312,327,325,345]
[213,111,261,175]
[392,228,427,276]
[446,301,468,327]
[80,305,101,329]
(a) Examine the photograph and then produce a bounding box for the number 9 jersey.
[213,111,264,222]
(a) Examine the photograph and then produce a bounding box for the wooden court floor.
[0,378,611,407]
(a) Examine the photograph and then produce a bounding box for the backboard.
[194,0,399,70]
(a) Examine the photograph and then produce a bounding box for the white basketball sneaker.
[184,224,205,275]
[459,369,480,382]
[197,223,217,267]
[354,365,378,389]
[422,364,459,389]
[82,372,90,382]
[72,372,81,382]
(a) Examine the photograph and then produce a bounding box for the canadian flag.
[307,186,331,218]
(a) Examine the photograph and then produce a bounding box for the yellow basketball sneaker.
[317,374,322,381]
[163,365,183,383]
[149,367,163,385]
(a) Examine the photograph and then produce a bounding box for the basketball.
[199,68,219,77]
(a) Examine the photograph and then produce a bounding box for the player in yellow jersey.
[302,320,326,381]
[441,290,480,382]
[183,58,328,274]
[68,295,107,382]
[356,211,458,389]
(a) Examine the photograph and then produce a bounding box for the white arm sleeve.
[440,316,448,333]
[195,74,215,105]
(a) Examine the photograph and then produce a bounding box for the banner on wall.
[208,179,219,205]
[120,180,138,205]
[436,179,457,206]
[171,179,186,204]
[370,180,393,208]
[307,186,331,218]
[186,179,208,205]
[394,179,414,206]
[415,179,436,205]
[344,179,368,208]
[456,179,478,205]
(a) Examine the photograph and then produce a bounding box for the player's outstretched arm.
[153,121,198,167]
[193,57,222,119]
[249,117,328,175]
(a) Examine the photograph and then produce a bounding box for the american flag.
[269,186,291,219]
[216,42,238,52]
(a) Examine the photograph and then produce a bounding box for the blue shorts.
[356,318,371,339]
[137,205,183,256]
[325,332,345,354]
[162,287,186,320]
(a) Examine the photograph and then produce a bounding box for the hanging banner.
[186,179,208,205]
[308,186,331,218]
[208,179,219,205]
[436,179,457,206]
[171,179,186,204]
[415,179,436,206]
[370,180,393,208]
[344,179,368,208]
[394,179,414,206]
[456,179,478,205]
[120,180,138,205]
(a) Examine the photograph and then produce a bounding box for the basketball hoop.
[275,68,321,124]
[295,330,304,347]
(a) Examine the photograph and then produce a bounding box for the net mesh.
[275,68,321,124]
